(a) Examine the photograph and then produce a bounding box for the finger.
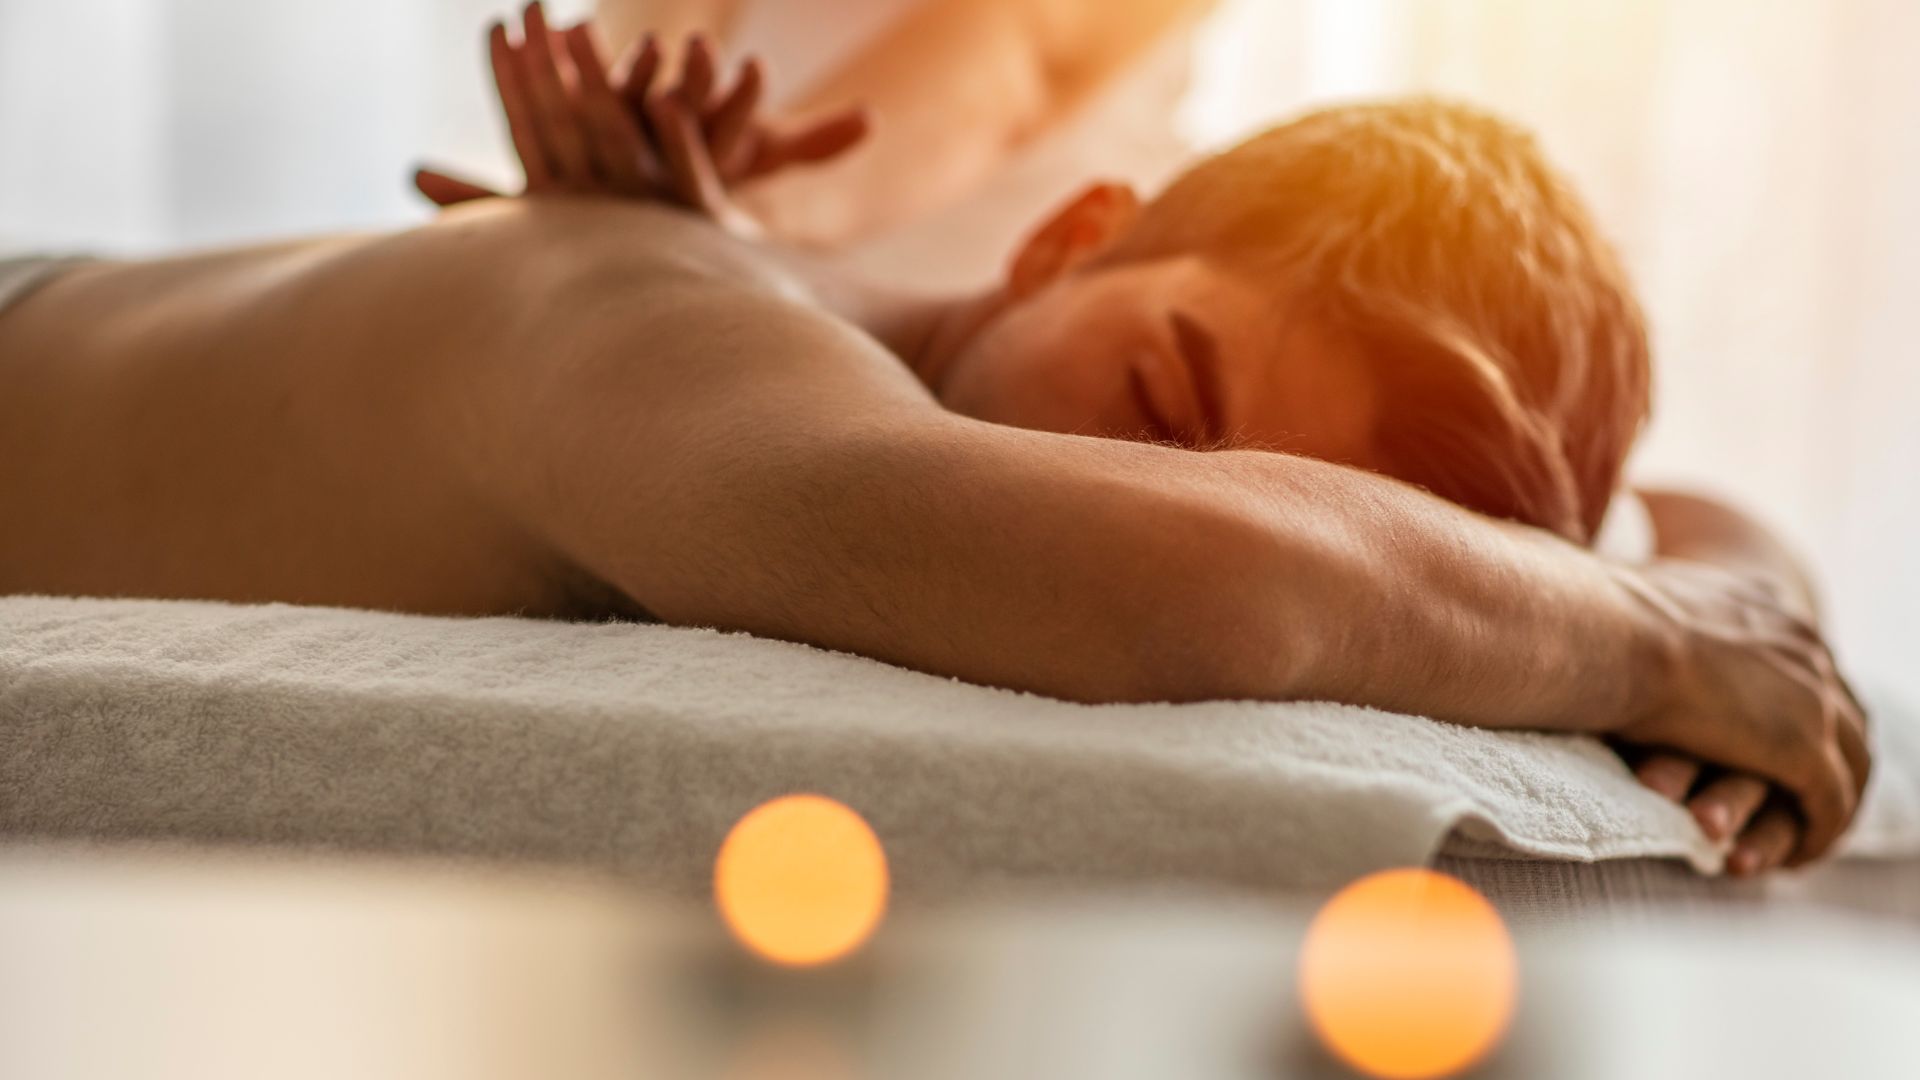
[614,32,662,114]
[519,2,595,185]
[1633,752,1701,802]
[704,57,764,180]
[1688,773,1769,842]
[563,25,654,194]
[748,107,870,178]
[1729,800,1799,877]
[1750,658,1863,869]
[1830,665,1873,805]
[674,34,717,114]
[1786,741,1859,867]
[413,168,504,207]
[1840,710,1872,805]
[547,23,577,77]
[646,93,729,212]
[487,21,551,190]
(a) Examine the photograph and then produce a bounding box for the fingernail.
[1699,804,1731,839]
[1729,848,1758,877]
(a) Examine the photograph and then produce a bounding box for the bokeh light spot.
[714,795,889,967]
[1298,869,1517,1079]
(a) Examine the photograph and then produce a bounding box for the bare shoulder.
[425,199,944,543]
[402,198,926,396]
[433,205,932,440]
[432,210,959,625]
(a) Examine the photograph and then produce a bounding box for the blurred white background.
[1,0,1914,700]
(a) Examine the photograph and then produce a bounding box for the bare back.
[0,199,808,617]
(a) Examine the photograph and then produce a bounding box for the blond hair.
[1110,100,1650,543]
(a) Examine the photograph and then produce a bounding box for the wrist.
[1605,561,1689,739]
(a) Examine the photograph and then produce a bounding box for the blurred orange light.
[714,795,889,967]
[1298,869,1517,1080]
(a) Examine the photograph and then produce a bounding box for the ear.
[1007,182,1142,300]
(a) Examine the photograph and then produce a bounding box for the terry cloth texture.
[4,596,1917,900]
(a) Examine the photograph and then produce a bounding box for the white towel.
[2,595,1915,898]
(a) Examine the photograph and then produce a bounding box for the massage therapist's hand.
[1615,559,1870,873]
[628,32,873,191]
[414,4,868,223]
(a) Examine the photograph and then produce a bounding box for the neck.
[771,246,1013,392]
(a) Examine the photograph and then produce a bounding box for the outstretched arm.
[446,285,1867,870]
[1638,489,1820,618]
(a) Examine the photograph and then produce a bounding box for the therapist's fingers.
[615,33,664,118]
[518,2,595,187]
[1688,773,1770,842]
[563,25,655,194]
[413,167,504,207]
[1633,751,1702,802]
[488,20,551,190]
[747,107,871,179]
[704,57,764,179]
[674,34,717,114]
[646,93,729,212]
[1729,799,1801,877]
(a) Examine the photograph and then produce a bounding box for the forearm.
[1639,488,1819,620]
[595,0,1208,247]
[1161,446,1664,730]
[740,0,1049,246]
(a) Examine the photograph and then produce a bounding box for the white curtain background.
[0,0,592,250]
[2,0,1914,699]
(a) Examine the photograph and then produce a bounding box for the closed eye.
[1126,363,1178,444]
[1169,311,1229,445]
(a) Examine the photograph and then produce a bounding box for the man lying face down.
[0,10,1868,875]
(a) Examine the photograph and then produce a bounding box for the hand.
[640,33,873,190]
[1615,559,1870,872]
[1625,747,1805,876]
[414,4,869,221]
